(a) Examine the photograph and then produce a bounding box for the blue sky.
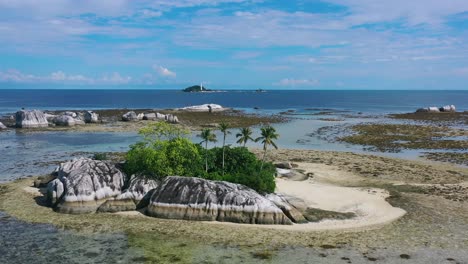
[0,0,468,90]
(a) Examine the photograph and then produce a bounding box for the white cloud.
[100,72,132,84]
[0,69,135,85]
[274,78,319,86]
[153,65,176,77]
[139,9,163,18]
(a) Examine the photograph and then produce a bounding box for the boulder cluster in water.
[416,104,456,113]
[8,109,179,129]
[41,158,319,225]
[122,111,179,124]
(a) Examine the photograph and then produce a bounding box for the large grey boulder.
[15,110,49,128]
[53,115,76,126]
[0,122,7,130]
[98,176,159,212]
[147,176,292,225]
[122,111,139,122]
[266,193,307,223]
[47,158,126,214]
[84,111,99,123]
[143,113,156,120]
[44,113,57,122]
[156,113,166,120]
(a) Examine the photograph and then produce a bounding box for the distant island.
[182,85,212,92]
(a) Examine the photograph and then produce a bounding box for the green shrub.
[125,138,203,180]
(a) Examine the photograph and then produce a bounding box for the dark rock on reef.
[122,111,139,122]
[33,174,56,188]
[47,158,126,214]
[98,176,159,213]
[147,176,292,225]
[84,111,99,123]
[15,110,49,128]
[182,85,212,92]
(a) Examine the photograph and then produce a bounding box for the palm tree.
[236,127,254,147]
[255,125,279,169]
[218,122,231,175]
[199,128,217,172]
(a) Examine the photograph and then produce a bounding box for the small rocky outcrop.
[416,105,456,113]
[44,113,57,122]
[47,158,126,214]
[276,168,308,181]
[98,176,159,213]
[122,111,139,122]
[84,111,99,123]
[147,176,292,225]
[0,122,7,130]
[53,115,76,126]
[165,114,179,124]
[15,110,49,128]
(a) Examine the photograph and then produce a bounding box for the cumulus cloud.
[153,65,176,77]
[274,78,320,86]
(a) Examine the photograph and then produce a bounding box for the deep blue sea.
[1,89,467,114]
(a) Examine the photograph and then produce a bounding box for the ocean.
[1,89,467,114]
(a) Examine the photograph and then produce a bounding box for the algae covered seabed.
[1,149,467,264]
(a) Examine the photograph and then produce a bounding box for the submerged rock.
[147,176,292,225]
[47,158,126,214]
[15,110,49,128]
[84,111,99,123]
[98,176,159,213]
[53,115,76,126]
[122,111,139,122]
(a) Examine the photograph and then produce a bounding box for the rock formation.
[165,114,179,124]
[47,158,126,214]
[122,111,139,122]
[147,176,292,225]
[266,193,307,223]
[0,122,7,130]
[416,105,456,113]
[15,110,49,128]
[84,111,99,123]
[98,176,159,212]
[143,113,156,120]
[53,115,76,126]
[64,111,77,118]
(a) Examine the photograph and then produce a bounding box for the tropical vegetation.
[124,121,279,193]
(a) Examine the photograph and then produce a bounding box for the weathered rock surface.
[137,113,144,120]
[44,113,57,122]
[165,114,179,124]
[147,176,292,225]
[143,113,156,120]
[15,110,49,128]
[84,111,99,123]
[64,111,77,118]
[0,122,7,130]
[98,176,159,212]
[266,193,307,223]
[122,111,139,122]
[53,115,76,126]
[47,158,126,214]
[416,105,456,113]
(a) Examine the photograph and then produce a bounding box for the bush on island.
[124,122,276,194]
